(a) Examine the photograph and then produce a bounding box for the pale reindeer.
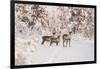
[61,24,73,47]
[50,35,60,46]
[62,31,72,47]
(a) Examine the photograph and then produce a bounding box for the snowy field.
[15,33,94,65]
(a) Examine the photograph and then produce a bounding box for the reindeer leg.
[41,40,45,45]
[69,39,71,47]
[66,40,68,48]
[50,41,52,46]
[63,40,65,47]
[56,42,58,46]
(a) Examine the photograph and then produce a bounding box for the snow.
[15,33,94,65]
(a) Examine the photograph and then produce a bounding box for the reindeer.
[41,36,52,45]
[41,32,60,46]
[50,35,60,46]
[62,31,72,47]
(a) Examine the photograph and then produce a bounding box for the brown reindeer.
[41,33,60,46]
[41,36,52,45]
[63,31,72,47]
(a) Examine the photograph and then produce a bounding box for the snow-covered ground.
[15,33,94,65]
